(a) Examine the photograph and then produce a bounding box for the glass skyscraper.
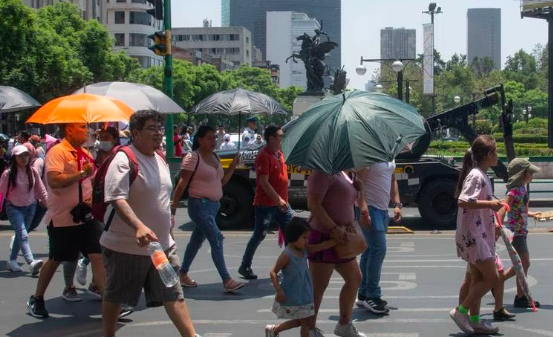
[221,0,341,73]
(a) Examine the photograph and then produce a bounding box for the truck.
[214,85,513,229]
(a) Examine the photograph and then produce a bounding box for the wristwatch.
[79,170,86,178]
[394,203,403,209]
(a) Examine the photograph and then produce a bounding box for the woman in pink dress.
[450,135,505,335]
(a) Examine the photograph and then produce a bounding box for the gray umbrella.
[191,88,288,115]
[0,86,41,113]
[73,81,185,113]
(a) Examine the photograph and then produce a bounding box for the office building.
[467,8,501,70]
[24,0,101,21]
[380,27,416,60]
[266,12,320,89]
[172,26,252,68]
[222,0,341,73]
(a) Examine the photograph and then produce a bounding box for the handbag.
[334,220,367,259]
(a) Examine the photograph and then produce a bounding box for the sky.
[171,0,549,90]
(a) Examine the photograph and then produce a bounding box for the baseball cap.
[246,117,257,123]
[12,144,29,156]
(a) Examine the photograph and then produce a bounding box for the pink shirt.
[0,167,48,207]
[181,151,224,201]
[307,171,357,232]
[44,139,93,227]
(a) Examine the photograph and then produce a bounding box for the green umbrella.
[282,90,427,174]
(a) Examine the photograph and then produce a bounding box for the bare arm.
[171,169,194,214]
[459,199,504,212]
[112,199,158,247]
[307,190,347,244]
[269,253,290,302]
[306,239,336,254]
[496,194,514,221]
[390,174,400,205]
[47,170,84,189]
[221,153,239,186]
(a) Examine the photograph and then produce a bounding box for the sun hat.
[507,158,539,189]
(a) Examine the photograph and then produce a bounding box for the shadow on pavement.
[181,277,274,301]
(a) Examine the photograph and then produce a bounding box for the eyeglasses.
[142,125,165,133]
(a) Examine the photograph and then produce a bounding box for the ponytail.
[455,149,473,198]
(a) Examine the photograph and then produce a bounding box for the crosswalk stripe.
[204,334,232,337]
[258,307,495,313]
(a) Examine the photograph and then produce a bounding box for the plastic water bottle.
[147,242,179,287]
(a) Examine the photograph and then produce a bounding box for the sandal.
[180,274,198,288]
[223,279,245,293]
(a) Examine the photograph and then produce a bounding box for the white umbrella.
[0,86,41,113]
[73,82,185,114]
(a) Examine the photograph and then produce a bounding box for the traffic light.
[146,0,163,21]
[148,30,171,56]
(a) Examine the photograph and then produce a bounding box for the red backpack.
[92,145,165,230]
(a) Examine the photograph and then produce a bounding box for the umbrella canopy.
[73,81,185,114]
[0,86,41,113]
[191,88,288,115]
[282,90,427,174]
[26,93,134,124]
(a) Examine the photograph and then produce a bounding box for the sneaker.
[87,283,102,300]
[76,258,88,286]
[357,296,388,307]
[493,308,516,321]
[265,324,279,337]
[363,297,389,314]
[29,260,43,276]
[309,327,325,337]
[62,286,82,302]
[514,295,540,308]
[471,321,499,334]
[7,260,22,272]
[118,305,134,320]
[27,295,48,318]
[238,265,258,280]
[334,321,367,337]
[449,308,475,335]
[223,279,245,293]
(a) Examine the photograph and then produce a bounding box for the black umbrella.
[192,88,288,148]
[0,86,41,113]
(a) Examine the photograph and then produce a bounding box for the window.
[214,34,220,41]
[116,0,126,2]
[246,50,249,57]
[129,33,148,47]
[246,37,249,44]
[114,33,125,47]
[130,11,150,25]
[131,0,146,2]
[135,56,151,68]
[114,11,125,24]
[229,34,238,41]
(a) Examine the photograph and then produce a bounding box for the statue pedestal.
[293,93,325,116]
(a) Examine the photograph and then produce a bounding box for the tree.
[471,56,496,78]
[504,49,542,90]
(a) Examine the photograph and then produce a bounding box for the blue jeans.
[241,205,293,268]
[357,206,388,298]
[181,198,230,282]
[7,201,37,264]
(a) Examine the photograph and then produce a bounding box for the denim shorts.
[512,235,529,254]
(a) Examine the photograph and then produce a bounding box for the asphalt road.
[0,208,553,337]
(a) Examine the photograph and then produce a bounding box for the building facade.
[23,0,101,21]
[172,26,252,67]
[102,0,163,68]
[380,27,416,60]
[467,8,501,70]
[266,12,320,89]
[222,0,341,73]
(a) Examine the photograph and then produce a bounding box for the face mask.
[98,141,114,152]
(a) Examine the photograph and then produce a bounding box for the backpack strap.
[104,146,139,232]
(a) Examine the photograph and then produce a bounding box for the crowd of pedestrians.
[0,120,543,337]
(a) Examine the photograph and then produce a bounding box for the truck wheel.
[217,180,253,229]
[417,179,457,229]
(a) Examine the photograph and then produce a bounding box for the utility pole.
[423,3,442,115]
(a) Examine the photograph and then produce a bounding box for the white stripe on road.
[257,307,495,313]
[128,319,449,327]
[204,334,233,337]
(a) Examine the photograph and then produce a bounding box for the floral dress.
[271,247,315,319]
[505,186,529,237]
[455,168,495,264]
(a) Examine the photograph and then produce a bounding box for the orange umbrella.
[26,93,134,124]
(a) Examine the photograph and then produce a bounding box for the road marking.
[258,307,495,313]
[127,319,450,327]
[204,334,232,337]
[503,323,553,337]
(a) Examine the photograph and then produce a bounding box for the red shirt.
[254,147,288,206]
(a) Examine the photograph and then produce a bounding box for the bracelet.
[360,209,369,216]
[394,203,403,209]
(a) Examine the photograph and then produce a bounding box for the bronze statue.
[286,29,338,93]
[329,66,347,95]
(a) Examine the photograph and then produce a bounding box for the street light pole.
[357,58,414,102]
[423,3,442,115]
